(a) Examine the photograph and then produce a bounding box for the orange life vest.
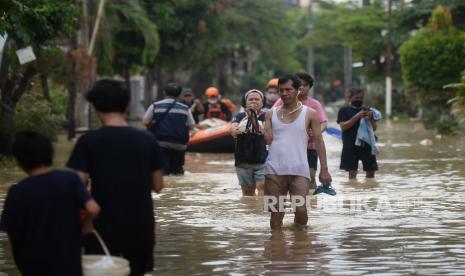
[220,98,237,114]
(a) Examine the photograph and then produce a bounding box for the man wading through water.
[264,74,332,229]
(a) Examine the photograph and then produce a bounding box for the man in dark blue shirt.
[143,83,194,175]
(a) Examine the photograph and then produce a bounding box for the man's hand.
[356,110,368,119]
[366,111,374,120]
[82,221,94,235]
[319,168,332,187]
[231,124,245,137]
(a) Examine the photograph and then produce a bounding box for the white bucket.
[82,230,130,276]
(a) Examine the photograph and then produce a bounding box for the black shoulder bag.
[234,111,268,164]
[148,100,177,137]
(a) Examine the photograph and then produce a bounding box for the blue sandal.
[313,185,337,196]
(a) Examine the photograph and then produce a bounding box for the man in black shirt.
[1,131,100,276]
[67,80,164,275]
[337,88,378,180]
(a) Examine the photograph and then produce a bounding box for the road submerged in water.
[1,119,465,275]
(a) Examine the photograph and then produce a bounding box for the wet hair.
[296,72,314,88]
[86,79,130,113]
[165,83,182,97]
[349,87,364,97]
[12,131,53,171]
[278,74,301,90]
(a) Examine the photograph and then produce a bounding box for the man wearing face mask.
[337,87,378,180]
[262,78,279,112]
[203,87,232,121]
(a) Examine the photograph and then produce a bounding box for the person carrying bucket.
[0,131,100,275]
[203,87,232,121]
[67,80,165,275]
[231,89,267,196]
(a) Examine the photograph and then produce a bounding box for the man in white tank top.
[264,74,332,230]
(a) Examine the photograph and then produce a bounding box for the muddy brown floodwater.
[1,119,464,275]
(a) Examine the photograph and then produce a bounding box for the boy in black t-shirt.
[337,88,378,180]
[0,131,100,276]
[67,80,165,275]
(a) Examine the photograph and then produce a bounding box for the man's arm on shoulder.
[264,109,273,144]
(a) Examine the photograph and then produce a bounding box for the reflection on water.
[1,121,465,275]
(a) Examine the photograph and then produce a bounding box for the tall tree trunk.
[144,67,155,108]
[40,73,51,102]
[0,93,16,155]
[124,68,131,94]
[190,65,212,98]
[66,40,78,140]
[154,67,163,100]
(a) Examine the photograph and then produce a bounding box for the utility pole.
[307,0,315,98]
[385,0,393,118]
[343,45,352,98]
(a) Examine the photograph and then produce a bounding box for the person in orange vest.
[263,78,279,112]
[203,87,232,121]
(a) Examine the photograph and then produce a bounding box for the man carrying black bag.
[231,89,268,196]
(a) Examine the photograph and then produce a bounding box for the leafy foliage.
[400,6,465,132]
[94,0,159,76]
[0,0,80,45]
[14,86,66,141]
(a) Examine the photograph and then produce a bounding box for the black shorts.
[83,234,154,275]
[340,144,378,172]
[307,149,318,170]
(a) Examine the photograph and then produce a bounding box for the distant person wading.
[144,83,195,176]
[264,74,332,230]
[337,87,381,180]
[203,87,232,121]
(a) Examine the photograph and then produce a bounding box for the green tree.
[400,6,465,133]
[94,0,159,88]
[0,0,80,154]
[444,72,465,132]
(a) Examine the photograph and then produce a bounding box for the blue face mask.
[266,94,279,101]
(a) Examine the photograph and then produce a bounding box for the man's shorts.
[307,149,318,170]
[340,144,378,172]
[265,175,310,210]
[235,163,265,186]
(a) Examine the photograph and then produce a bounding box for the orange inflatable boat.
[187,119,234,153]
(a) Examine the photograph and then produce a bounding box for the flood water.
[1,118,465,275]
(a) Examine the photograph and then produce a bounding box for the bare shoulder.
[306,106,317,120]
